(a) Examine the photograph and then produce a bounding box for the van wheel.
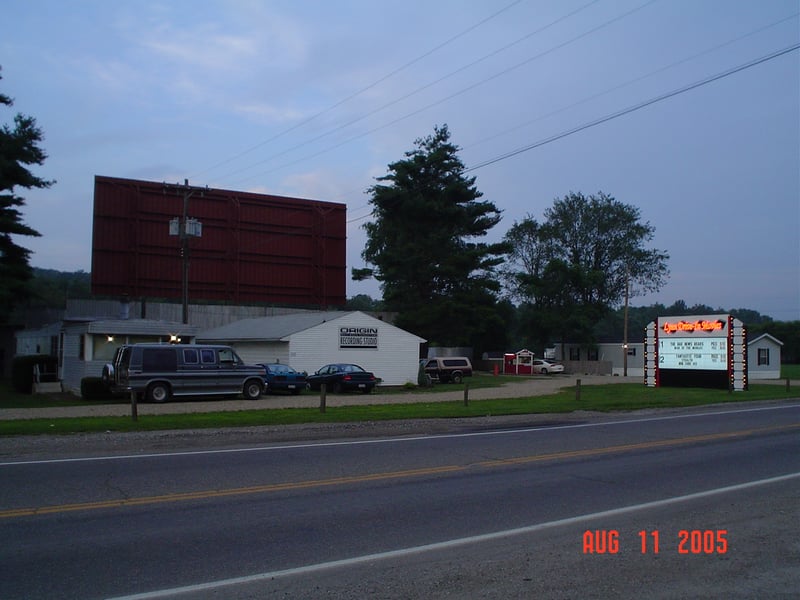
[452,372,463,384]
[147,383,170,403]
[243,379,262,400]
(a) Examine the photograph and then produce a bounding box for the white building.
[198,311,426,387]
[16,318,201,394]
[747,333,783,380]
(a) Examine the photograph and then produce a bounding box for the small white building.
[16,318,200,393]
[198,311,426,386]
[59,319,199,394]
[748,333,783,380]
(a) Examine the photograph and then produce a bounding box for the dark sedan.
[257,363,307,395]
[307,363,376,394]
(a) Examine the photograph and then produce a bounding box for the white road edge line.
[107,471,800,600]
[3,402,799,467]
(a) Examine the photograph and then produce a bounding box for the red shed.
[91,175,347,306]
[504,349,535,375]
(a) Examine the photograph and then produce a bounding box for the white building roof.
[198,311,359,342]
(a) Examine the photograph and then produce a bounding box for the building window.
[627,346,636,356]
[587,348,599,361]
[569,347,580,361]
[758,348,770,366]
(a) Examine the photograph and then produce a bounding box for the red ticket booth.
[504,349,534,375]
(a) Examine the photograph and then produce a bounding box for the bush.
[417,362,432,387]
[81,377,112,401]
[11,355,58,394]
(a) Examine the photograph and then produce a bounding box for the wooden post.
[130,390,138,422]
[463,383,469,406]
[786,378,791,392]
[575,378,581,402]
[320,383,327,413]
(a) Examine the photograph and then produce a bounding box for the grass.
[0,376,797,437]
[781,363,800,379]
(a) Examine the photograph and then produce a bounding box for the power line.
[229,0,659,187]
[188,0,525,181]
[465,43,800,172]
[462,12,800,153]
[344,42,800,226]
[216,0,603,184]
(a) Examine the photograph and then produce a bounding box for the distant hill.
[28,268,92,309]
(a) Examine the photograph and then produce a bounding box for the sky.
[2,0,799,320]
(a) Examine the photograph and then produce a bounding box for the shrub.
[417,362,432,387]
[81,377,112,401]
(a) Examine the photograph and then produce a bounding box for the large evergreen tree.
[358,125,509,349]
[0,69,53,322]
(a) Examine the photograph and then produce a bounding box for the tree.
[504,191,669,347]
[344,294,384,312]
[358,125,509,349]
[0,69,53,323]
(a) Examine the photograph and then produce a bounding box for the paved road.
[1,401,798,599]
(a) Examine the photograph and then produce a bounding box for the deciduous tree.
[504,191,669,347]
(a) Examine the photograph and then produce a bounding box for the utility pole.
[168,179,203,325]
[623,269,630,377]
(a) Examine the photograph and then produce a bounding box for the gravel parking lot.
[0,374,624,421]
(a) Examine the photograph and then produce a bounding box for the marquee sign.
[661,319,725,334]
[339,326,378,349]
[645,314,747,390]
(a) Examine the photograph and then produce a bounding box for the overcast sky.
[3,0,798,320]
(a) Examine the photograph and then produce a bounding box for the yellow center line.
[2,423,797,519]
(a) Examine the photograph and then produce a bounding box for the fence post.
[575,378,581,402]
[320,383,327,413]
[130,391,138,422]
[787,378,791,392]
[463,383,469,406]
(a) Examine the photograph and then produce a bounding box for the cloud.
[141,32,259,73]
[233,102,312,125]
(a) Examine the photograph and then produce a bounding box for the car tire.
[243,379,262,400]
[541,368,548,374]
[147,382,170,403]
[452,372,463,384]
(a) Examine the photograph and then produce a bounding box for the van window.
[142,348,178,372]
[218,348,237,364]
[183,349,199,364]
[200,349,216,364]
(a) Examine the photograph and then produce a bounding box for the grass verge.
[0,382,796,437]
